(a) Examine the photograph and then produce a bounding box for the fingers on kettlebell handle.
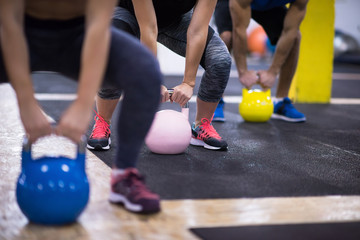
[256,73,260,84]
[168,88,175,103]
[167,88,174,95]
[167,88,189,108]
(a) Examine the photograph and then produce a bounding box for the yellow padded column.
[289,0,335,103]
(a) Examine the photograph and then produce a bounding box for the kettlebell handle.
[167,88,189,108]
[22,135,87,155]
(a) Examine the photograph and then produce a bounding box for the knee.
[220,31,233,51]
[212,50,232,75]
[295,30,302,44]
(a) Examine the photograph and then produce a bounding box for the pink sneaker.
[109,168,161,214]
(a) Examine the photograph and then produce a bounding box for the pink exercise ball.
[145,109,191,154]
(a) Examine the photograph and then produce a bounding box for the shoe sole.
[190,138,227,150]
[109,192,160,214]
[271,114,306,123]
[87,138,111,150]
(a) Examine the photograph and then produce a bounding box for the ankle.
[101,118,111,125]
[112,167,137,176]
[273,97,284,104]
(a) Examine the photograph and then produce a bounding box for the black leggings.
[0,15,162,169]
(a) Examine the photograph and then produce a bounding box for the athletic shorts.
[213,0,288,45]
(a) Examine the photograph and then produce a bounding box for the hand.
[171,83,193,107]
[18,99,52,143]
[257,70,277,91]
[160,85,170,103]
[239,70,259,89]
[55,100,93,143]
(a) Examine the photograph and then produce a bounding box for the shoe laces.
[91,110,111,138]
[198,118,221,139]
[282,97,296,110]
[124,169,155,200]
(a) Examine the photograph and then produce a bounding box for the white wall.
[335,0,360,44]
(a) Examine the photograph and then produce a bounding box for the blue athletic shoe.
[271,97,306,122]
[213,98,225,122]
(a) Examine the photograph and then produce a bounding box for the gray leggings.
[99,7,231,102]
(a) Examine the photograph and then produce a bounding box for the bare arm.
[268,0,308,75]
[0,0,52,143]
[230,0,259,89]
[171,0,217,106]
[56,0,117,142]
[230,0,251,77]
[132,0,158,55]
[132,0,172,101]
[0,1,29,98]
[184,0,216,88]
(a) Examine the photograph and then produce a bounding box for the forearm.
[0,15,35,104]
[229,0,251,76]
[184,30,208,87]
[140,28,158,56]
[182,0,216,88]
[232,28,248,75]
[268,30,298,75]
[133,0,158,56]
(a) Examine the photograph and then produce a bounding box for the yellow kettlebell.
[239,88,274,122]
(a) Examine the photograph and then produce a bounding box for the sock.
[273,97,284,104]
[112,167,138,177]
[112,168,126,176]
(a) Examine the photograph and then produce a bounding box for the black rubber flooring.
[33,62,360,200]
[190,221,360,240]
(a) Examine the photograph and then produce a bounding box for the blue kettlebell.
[16,136,90,225]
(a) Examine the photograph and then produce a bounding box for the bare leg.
[195,98,218,127]
[96,96,119,124]
[220,31,233,52]
[276,32,301,98]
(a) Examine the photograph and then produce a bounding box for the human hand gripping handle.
[169,83,193,107]
[239,70,260,89]
[55,100,93,144]
[257,70,277,91]
[167,88,189,109]
[161,85,171,103]
[19,99,53,144]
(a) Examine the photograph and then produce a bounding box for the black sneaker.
[87,111,111,150]
[190,118,228,150]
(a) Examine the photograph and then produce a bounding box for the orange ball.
[247,26,267,55]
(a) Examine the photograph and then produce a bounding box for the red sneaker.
[190,118,228,150]
[87,111,111,150]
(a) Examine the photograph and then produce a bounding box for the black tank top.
[119,0,197,28]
